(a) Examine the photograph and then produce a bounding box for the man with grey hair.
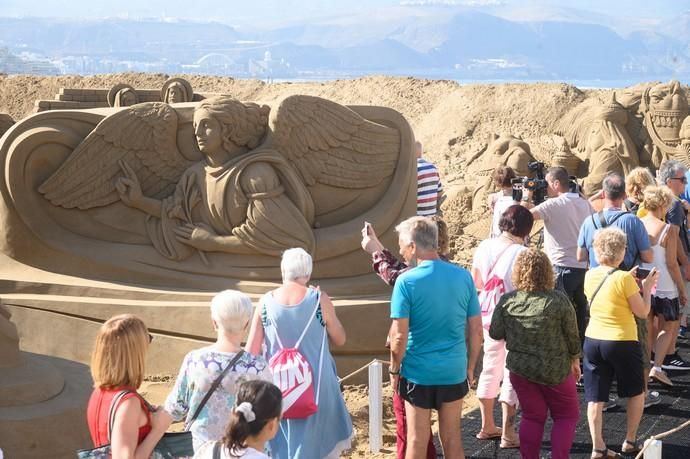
[389,216,481,459]
[657,160,690,370]
[577,172,652,270]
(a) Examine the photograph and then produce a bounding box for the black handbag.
[77,350,245,458]
[77,391,194,459]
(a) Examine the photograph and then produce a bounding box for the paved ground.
[458,337,690,458]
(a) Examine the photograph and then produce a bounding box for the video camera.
[511,161,549,205]
[511,161,581,206]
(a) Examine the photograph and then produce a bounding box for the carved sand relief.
[1,95,416,285]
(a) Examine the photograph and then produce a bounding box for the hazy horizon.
[0,1,687,28]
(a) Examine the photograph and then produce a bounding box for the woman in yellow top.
[583,227,658,458]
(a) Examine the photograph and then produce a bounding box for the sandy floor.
[140,377,480,458]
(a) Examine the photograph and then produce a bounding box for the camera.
[511,161,549,205]
[511,161,581,206]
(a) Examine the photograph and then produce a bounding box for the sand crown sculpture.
[0,94,415,286]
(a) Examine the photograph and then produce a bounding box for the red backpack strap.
[485,243,518,281]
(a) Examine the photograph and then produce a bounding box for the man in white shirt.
[521,167,593,343]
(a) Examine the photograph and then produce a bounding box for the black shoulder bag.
[587,267,618,310]
[77,350,245,459]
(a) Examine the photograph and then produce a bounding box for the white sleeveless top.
[642,224,677,299]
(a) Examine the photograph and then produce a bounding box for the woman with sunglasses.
[86,314,172,458]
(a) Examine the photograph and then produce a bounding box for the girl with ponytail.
[193,380,282,459]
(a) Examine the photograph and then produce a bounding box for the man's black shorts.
[398,376,469,410]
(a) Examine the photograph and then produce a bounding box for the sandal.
[475,428,502,440]
[621,439,641,454]
[499,437,520,449]
[591,447,622,458]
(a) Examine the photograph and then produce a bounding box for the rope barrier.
[634,418,690,459]
[339,359,390,383]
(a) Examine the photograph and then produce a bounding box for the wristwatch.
[389,368,400,375]
[521,196,531,203]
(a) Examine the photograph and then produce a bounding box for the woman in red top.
[87,314,172,458]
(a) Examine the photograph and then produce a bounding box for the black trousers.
[554,265,588,346]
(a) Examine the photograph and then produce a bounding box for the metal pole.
[368,360,383,453]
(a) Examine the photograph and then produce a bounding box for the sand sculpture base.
[0,254,391,384]
[0,352,92,458]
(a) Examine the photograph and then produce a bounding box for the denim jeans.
[554,265,588,345]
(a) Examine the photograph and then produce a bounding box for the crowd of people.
[85,248,352,459]
[81,146,690,459]
[474,161,690,458]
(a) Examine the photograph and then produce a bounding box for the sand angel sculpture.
[35,95,405,272]
[107,83,139,107]
[161,77,194,104]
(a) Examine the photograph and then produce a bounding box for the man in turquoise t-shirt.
[389,216,482,459]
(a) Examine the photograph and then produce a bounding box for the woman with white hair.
[164,289,271,451]
[246,248,352,459]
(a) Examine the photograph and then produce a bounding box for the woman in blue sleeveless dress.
[246,248,353,458]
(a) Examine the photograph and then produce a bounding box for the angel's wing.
[39,103,195,209]
[269,95,400,189]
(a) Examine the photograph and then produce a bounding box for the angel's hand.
[173,223,219,251]
[116,160,144,208]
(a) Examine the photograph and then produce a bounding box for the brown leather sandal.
[591,447,622,458]
[621,439,641,454]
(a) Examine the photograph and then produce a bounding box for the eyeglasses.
[148,333,154,343]
[670,177,688,184]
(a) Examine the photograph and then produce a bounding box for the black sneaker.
[679,326,687,339]
[662,352,690,371]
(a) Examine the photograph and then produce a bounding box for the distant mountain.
[0,11,689,81]
[428,12,639,77]
[0,17,241,59]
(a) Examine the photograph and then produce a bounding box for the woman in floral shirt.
[164,290,271,451]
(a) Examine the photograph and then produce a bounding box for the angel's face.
[193,108,223,155]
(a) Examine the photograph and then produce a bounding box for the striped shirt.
[417,158,443,216]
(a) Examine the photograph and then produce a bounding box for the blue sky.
[0,1,687,26]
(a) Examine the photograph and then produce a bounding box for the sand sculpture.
[35,78,204,112]
[161,77,194,103]
[458,81,690,203]
[0,303,92,458]
[0,94,415,287]
[550,80,690,194]
[107,83,139,107]
[0,114,14,139]
[466,133,537,210]
[555,93,640,196]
